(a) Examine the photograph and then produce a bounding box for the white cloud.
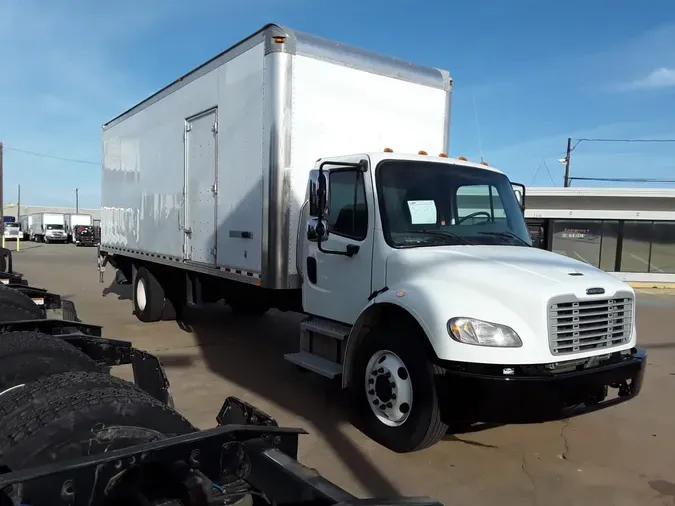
[623,67,675,91]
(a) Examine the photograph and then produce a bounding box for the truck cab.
[289,150,645,452]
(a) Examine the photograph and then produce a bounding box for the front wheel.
[349,322,448,453]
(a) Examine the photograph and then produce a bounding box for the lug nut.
[378,368,384,374]
[373,399,379,405]
[384,371,391,378]
[368,389,374,395]
[386,402,393,408]
[391,394,396,400]
[368,378,374,384]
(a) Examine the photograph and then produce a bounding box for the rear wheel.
[133,266,174,322]
[350,321,447,453]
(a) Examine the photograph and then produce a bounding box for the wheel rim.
[136,278,147,311]
[365,350,413,427]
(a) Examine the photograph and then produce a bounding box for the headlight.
[447,317,522,347]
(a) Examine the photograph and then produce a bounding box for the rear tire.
[0,380,196,505]
[133,266,166,322]
[0,331,102,393]
[349,321,448,453]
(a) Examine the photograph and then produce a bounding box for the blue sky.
[1,0,674,209]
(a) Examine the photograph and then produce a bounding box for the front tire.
[350,322,447,453]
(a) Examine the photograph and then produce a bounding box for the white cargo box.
[101,24,451,290]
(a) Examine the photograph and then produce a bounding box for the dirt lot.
[9,241,675,506]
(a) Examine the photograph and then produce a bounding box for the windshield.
[6,223,19,229]
[46,224,64,230]
[376,160,531,248]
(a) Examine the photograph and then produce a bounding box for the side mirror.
[308,170,330,217]
[511,182,526,212]
[306,218,329,243]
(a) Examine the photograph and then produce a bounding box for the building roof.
[526,187,675,198]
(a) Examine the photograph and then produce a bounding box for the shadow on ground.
[155,304,401,498]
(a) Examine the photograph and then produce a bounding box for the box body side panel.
[102,43,266,275]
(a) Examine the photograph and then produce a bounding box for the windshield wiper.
[477,231,530,246]
[414,230,473,245]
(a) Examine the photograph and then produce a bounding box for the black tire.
[0,301,44,322]
[0,331,101,392]
[349,321,448,453]
[0,381,196,505]
[0,284,43,319]
[0,254,6,273]
[0,371,137,424]
[133,266,166,322]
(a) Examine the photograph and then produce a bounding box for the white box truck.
[98,24,646,453]
[19,215,31,240]
[30,212,67,243]
[65,213,93,243]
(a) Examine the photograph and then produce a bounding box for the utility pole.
[0,142,4,237]
[75,188,79,214]
[563,137,572,187]
[17,184,20,220]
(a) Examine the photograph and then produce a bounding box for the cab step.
[284,351,342,379]
[300,318,351,341]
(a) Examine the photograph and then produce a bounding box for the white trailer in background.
[65,213,93,243]
[19,215,31,240]
[30,212,67,243]
[98,24,645,453]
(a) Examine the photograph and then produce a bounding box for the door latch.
[211,182,218,195]
[184,227,193,235]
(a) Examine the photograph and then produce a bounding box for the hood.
[386,245,631,302]
[383,245,635,364]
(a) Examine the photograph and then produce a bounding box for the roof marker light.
[439,153,448,158]
[418,150,428,155]
[384,147,393,153]
[457,156,468,161]
[480,161,489,166]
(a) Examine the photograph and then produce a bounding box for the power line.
[542,159,557,186]
[2,146,100,166]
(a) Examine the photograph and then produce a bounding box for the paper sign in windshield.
[407,200,437,225]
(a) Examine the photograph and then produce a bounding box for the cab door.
[302,157,375,324]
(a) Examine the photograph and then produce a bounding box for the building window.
[599,221,619,271]
[551,220,602,267]
[650,221,675,274]
[620,221,653,274]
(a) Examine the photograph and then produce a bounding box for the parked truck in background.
[2,221,20,241]
[30,212,67,243]
[19,215,32,240]
[65,213,93,243]
[98,24,646,453]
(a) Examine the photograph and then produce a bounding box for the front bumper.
[436,347,646,423]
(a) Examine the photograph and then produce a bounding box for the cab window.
[328,170,368,241]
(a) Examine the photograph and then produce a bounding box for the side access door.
[302,157,375,324]
[183,108,218,265]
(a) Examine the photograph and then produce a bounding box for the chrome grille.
[547,292,633,356]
